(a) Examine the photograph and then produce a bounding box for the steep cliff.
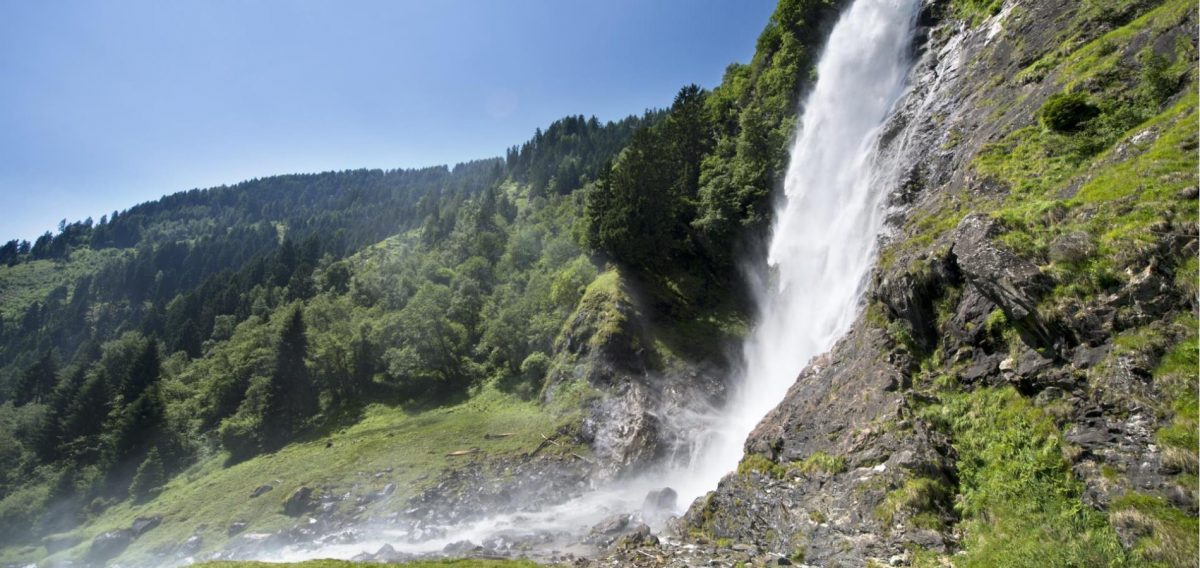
[673,0,1198,566]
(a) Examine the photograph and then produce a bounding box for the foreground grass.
[15,384,581,567]
[196,559,548,568]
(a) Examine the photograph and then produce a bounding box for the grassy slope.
[3,385,583,566]
[0,248,127,320]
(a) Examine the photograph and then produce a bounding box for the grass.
[1152,329,1199,476]
[195,560,548,568]
[736,451,847,480]
[19,384,581,567]
[1110,492,1199,567]
[874,477,951,531]
[792,451,847,476]
[950,0,1004,26]
[919,387,1128,567]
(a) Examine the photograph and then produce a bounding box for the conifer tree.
[262,306,316,448]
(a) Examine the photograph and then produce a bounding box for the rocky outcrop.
[683,325,955,565]
[546,271,725,478]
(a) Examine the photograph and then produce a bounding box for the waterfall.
[669,0,921,508]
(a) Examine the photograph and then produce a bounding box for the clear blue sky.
[0,0,776,241]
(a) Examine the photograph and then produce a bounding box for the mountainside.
[678,0,1199,566]
[1,0,1197,567]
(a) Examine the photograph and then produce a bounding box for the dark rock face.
[685,326,955,565]
[250,484,273,498]
[952,214,1058,351]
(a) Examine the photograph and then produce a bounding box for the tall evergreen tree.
[15,350,58,406]
[262,306,316,448]
[122,339,160,402]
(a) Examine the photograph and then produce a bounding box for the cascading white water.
[667,0,921,508]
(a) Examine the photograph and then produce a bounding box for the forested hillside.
[0,109,665,547]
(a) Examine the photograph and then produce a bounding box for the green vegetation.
[1111,492,1200,567]
[0,384,577,566]
[920,387,1127,567]
[737,451,846,479]
[949,0,1003,26]
[874,477,951,531]
[738,453,789,479]
[792,451,847,475]
[1040,92,1101,133]
[1152,329,1199,477]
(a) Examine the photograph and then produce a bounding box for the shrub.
[519,352,551,385]
[218,414,263,463]
[1040,92,1100,133]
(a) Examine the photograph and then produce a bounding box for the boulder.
[179,534,203,555]
[591,513,631,536]
[227,521,248,536]
[1048,232,1094,264]
[952,215,1057,350]
[87,529,134,564]
[130,515,161,537]
[641,487,678,524]
[283,486,313,516]
[442,539,481,554]
[250,484,273,498]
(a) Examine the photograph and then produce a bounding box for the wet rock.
[87,529,133,564]
[591,513,630,536]
[443,539,482,554]
[180,535,203,555]
[250,484,273,498]
[641,487,678,523]
[876,253,958,352]
[283,486,314,516]
[130,515,161,537]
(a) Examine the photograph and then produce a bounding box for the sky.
[0,0,777,241]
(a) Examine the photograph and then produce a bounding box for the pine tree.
[262,306,316,449]
[15,350,58,406]
[122,339,160,402]
[129,447,165,500]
